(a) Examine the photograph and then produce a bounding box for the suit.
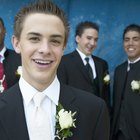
[57,50,110,109]
[3,49,21,89]
[111,60,140,140]
[0,83,110,140]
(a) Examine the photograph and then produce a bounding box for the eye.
[87,36,92,40]
[124,38,129,42]
[133,37,140,41]
[29,36,40,42]
[51,39,61,46]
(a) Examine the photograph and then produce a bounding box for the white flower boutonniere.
[55,103,76,140]
[131,80,140,92]
[103,74,110,85]
[16,66,22,77]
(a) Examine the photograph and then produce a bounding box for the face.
[0,22,5,49]
[76,28,98,56]
[124,31,140,62]
[12,13,65,91]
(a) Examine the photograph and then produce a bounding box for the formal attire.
[0,77,110,140]
[57,50,110,109]
[111,59,140,140]
[0,47,21,90]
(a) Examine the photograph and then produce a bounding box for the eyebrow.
[27,32,41,36]
[50,34,63,39]
[27,32,63,39]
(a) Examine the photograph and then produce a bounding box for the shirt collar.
[0,46,6,62]
[127,57,140,71]
[19,76,60,106]
[76,48,92,63]
[128,57,140,64]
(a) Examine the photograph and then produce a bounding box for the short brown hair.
[13,0,69,46]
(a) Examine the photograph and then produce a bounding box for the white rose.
[104,74,110,82]
[17,66,22,76]
[58,109,73,130]
[131,80,140,90]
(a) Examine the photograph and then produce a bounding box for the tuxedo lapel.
[0,84,29,140]
[118,63,128,100]
[72,51,91,83]
[54,84,79,140]
[59,84,79,117]
[93,57,103,95]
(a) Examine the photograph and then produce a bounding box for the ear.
[11,35,21,54]
[76,35,80,44]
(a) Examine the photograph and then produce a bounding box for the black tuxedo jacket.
[0,83,110,140]
[111,60,140,140]
[57,50,110,109]
[3,49,21,88]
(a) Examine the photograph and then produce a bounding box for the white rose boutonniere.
[55,103,76,140]
[131,80,140,92]
[103,74,110,85]
[16,66,22,77]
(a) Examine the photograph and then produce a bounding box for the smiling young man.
[57,21,111,111]
[111,24,140,140]
[0,0,110,140]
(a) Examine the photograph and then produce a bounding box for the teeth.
[128,48,135,51]
[34,60,51,64]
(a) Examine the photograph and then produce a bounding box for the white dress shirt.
[19,76,60,139]
[0,46,6,63]
[76,48,96,79]
[127,57,140,71]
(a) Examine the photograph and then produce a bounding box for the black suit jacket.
[111,60,140,140]
[57,50,110,109]
[3,49,21,89]
[0,83,110,140]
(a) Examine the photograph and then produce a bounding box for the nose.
[38,41,51,53]
[90,39,96,46]
[128,39,134,45]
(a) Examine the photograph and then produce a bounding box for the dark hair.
[75,21,99,37]
[0,17,5,29]
[13,0,69,46]
[123,24,140,39]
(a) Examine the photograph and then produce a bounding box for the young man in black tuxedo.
[57,21,111,110]
[0,17,21,93]
[111,24,140,140]
[0,0,110,140]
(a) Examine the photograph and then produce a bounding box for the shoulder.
[61,84,107,110]
[92,55,108,65]
[4,49,20,58]
[62,51,76,60]
[0,84,19,108]
[4,49,21,64]
[115,61,127,72]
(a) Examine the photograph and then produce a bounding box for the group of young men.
[0,0,140,140]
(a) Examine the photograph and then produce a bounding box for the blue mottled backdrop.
[0,0,140,94]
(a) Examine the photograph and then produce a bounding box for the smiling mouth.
[34,59,53,65]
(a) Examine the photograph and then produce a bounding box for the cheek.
[55,49,64,60]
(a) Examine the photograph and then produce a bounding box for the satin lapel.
[93,57,103,95]
[55,84,79,140]
[72,51,91,82]
[0,84,29,140]
[118,63,128,100]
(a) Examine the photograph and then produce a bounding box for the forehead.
[22,13,65,36]
[124,30,140,38]
[82,28,98,36]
